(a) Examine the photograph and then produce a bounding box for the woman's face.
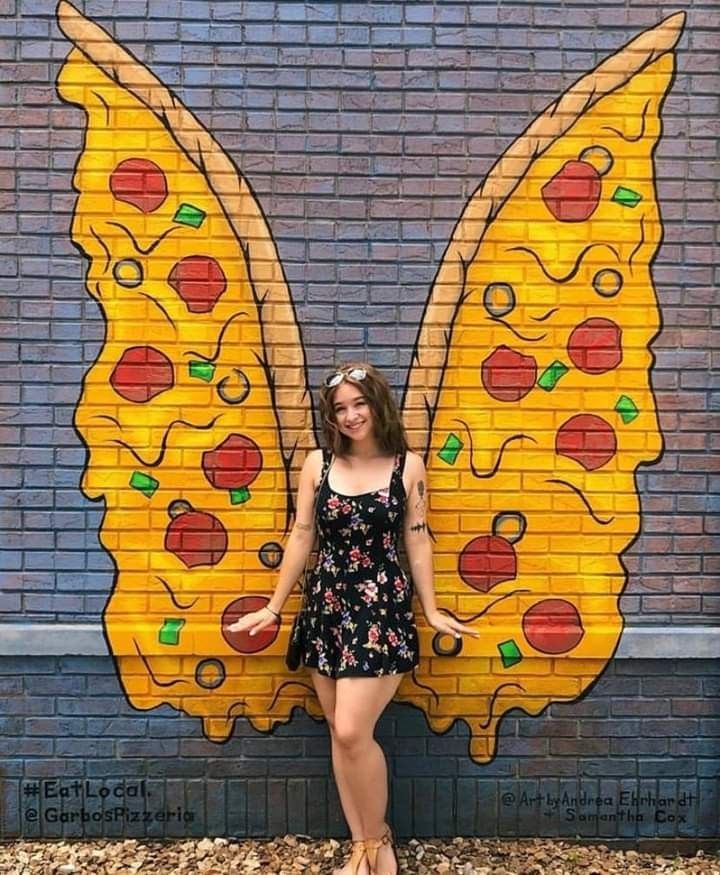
[330,380,375,443]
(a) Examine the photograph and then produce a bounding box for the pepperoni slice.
[522,599,584,654]
[110,158,168,213]
[110,346,174,403]
[541,160,601,222]
[458,535,517,592]
[222,595,279,654]
[164,510,228,568]
[481,346,537,402]
[168,256,227,313]
[555,414,617,471]
[202,434,263,491]
[567,318,622,374]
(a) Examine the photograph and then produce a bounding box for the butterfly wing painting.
[398,13,684,761]
[57,0,683,762]
[56,1,319,741]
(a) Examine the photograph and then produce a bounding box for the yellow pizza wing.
[399,13,684,762]
[57,1,320,741]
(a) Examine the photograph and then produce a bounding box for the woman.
[229,363,478,875]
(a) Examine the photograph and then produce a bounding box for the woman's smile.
[332,382,375,441]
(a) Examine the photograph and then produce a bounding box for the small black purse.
[285,598,306,671]
[284,452,332,672]
[285,549,312,670]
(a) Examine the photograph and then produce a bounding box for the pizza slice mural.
[57,0,683,764]
[399,13,684,761]
[56,1,320,740]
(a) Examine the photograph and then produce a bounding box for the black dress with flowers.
[298,449,420,678]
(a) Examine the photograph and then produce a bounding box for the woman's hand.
[425,609,480,640]
[227,607,280,637]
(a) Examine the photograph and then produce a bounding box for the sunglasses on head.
[324,367,368,388]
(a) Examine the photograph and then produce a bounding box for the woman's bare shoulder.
[403,450,426,478]
[300,448,325,478]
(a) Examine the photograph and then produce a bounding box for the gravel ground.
[1,836,719,874]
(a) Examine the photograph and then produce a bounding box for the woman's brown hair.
[319,362,409,457]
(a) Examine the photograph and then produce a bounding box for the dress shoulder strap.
[392,452,407,496]
[317,448,333,492]
[320,447,332,473]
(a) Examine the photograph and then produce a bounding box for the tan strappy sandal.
[363,823,399,875]
[333,838,368,875]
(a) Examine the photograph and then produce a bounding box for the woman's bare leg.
[332,674,403,875]
[308,668,370,875]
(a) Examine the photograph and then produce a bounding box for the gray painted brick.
[457,755,515,778]
[0,737,52,756]
[580,720,641,738]
[0,591,21,611]
[699,719,720,737]
[518,760,578,778]
[56,697,122,717]
[698,761,720,779]
[0,776,19,834]
[146,758,207,779]
[242,738,303,758]
[0,760,23,778]
[85,759,146,778]
[117,738,180,758]
[207,758,268,778]
[639,759,699,778]
[24,675,86,695]
[266,757,330,778]
[412,777,435,835]
[0,717,22,735]
[609,738,669,756]
[0,656,55,674]
[147,717,201,738]
[304,777,327,835]
[24,718,85,736]
[246,779,267,836]
[204,778,226,837]
[641,719,700,738]
[54,738,115,758]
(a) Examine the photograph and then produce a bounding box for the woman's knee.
[331,718,372,753]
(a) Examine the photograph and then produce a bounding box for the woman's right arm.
[227,449,323,635]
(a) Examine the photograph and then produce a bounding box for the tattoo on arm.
[414,480,426,512]
[410,521,427,534]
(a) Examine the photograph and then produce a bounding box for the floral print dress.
[298,449,420,678]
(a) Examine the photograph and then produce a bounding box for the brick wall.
[1,657,718,844]
[0,0,718,847]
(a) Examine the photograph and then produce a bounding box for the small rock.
[195,837,215,858]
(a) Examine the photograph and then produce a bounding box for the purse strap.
[298,449,333,598]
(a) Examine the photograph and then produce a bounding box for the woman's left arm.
[403,453,479,640]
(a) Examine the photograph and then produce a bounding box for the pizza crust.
[404,11,685,457]
[57,0,315,487]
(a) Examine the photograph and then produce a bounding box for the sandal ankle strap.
[363,833,390,849]
[363,825,394,869]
